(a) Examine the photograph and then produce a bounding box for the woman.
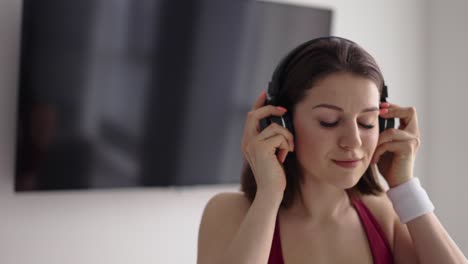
[197,37,467,264]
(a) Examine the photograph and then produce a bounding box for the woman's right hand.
[241,91,295,198]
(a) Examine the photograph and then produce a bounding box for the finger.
[256,123,294,151]
[380,102,390,108]
[251,90,267,111]
[372,141,405,164]
[266,134,291,162]
[277,148,288,163]
[372,139,418,163]
[379,103,419,134]
[243,132,289,160]
[377,128,415,146]
[244,105,288,138]
[250,105,288,122]
[242,105,287,152]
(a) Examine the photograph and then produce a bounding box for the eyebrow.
[312,104,379,113]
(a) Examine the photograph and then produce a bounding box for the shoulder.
[197,192,251,263]
[359,191,395,217]
[359,191,398,251]
[201,192,251,224]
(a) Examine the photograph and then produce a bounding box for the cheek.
[294,122,332,156]
[363,130,379,153]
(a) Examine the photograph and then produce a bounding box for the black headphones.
[259,36,395,134]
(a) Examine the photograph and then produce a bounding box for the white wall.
[426,0,468,253]
[0,0,465,263]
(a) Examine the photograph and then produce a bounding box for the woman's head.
[241,37,385,207]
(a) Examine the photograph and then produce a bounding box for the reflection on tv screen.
[15,0,331,191]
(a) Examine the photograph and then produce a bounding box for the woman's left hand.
[372,102,421,188]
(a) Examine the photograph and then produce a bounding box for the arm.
[197,91,293,264]
[390,199,467,263]
[372,104,467,263]
[197,191,282,264]
[362,190,467,263]
[403,212,467,263]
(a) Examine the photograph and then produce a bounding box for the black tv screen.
[15,0,332,191]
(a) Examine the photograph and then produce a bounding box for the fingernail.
[259,90,266,98]
[380,108,389,115]
[380,102,390,107]
[276,106,287,112]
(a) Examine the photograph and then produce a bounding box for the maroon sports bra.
[268,194,394,264]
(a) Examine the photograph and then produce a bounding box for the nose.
[338,121,362,150]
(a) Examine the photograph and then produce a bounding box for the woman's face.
[292,72,380,189]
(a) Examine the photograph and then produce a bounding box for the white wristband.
[386,177,434,224]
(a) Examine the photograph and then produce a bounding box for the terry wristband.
[386,177,435,224]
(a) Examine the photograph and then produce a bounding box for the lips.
[332,159,362,168]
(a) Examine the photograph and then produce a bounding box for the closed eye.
[320,121,339,128]
[320,121,374,129]
[360,123,375,129]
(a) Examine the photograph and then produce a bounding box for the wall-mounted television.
[15,0,332,191]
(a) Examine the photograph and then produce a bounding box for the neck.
[285,176,353,224]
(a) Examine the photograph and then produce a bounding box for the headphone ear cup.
[378,116,384,133]
[379,116,395,133]
[259,112,294,135]
[282,112,294,135]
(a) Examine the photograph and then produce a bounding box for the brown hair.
[241,37,385,207]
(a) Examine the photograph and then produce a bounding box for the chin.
[336,178,359,190]
[333,171,364,190]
